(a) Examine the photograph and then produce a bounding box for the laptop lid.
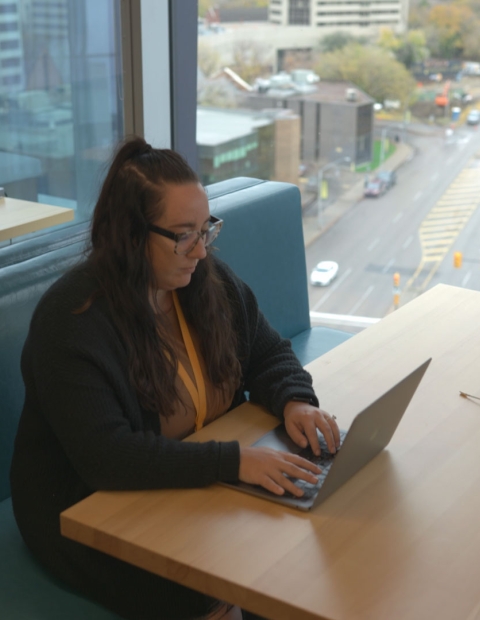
[221,359,431,511]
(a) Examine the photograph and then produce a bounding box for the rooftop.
[254,81,374,105]
[197,107,273,146]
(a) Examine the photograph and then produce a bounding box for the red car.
[364,179,387,198]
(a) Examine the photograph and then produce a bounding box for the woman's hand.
[238,446,321,497]
[283,401,341,456]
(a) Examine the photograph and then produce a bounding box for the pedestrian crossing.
[419,161,480,263]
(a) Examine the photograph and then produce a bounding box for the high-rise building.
[0,1,24,94]
[269,0,408,33]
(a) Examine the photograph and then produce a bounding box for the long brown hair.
[83,136,242,417]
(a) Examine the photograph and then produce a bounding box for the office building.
[268,0,408,32]
[197,106,300,186]
[0,0,24,94]
[243,80,374,166]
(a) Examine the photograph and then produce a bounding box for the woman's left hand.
[283,401,341,456]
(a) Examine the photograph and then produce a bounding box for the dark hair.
[82,136,241,417]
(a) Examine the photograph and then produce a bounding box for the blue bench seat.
[0,178,352,617]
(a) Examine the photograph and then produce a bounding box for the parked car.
[467,109,480,126]
[375,170,397,189]
[310,261,339,287]
[364,179,387,198]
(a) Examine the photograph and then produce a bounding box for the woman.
[10,137,340,620]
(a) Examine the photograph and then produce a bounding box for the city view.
[196,0,480,326]
[0,0,479,323]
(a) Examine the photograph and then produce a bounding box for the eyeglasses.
[147,215,223,255]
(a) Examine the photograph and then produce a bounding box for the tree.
[378,28,430,68]
[462,26,480,61]
[320,31,369,53]
[230,40,272,85]
[426,4,474,58]
[198,40,223,78]
[314,43,416,107]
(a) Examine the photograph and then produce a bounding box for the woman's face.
[146,182,210,292]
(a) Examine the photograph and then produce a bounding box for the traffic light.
[453,251,462,268]
[393,272,400,309]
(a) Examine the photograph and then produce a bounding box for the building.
[197,106,300,186]
[243,80,374,166]
[0,0,24,94]
[269,0,408,32]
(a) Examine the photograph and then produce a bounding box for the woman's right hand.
[238,446,321,497]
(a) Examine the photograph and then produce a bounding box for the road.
[306,125,480,324]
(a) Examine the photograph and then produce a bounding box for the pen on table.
[459,391,480,401]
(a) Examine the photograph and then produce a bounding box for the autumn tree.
[378,28,430,68]
[314,43,416,107]
[426,4,475,58]
[409,0,480,60]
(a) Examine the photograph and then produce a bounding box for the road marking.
[413,191,423,202]
[348,285,375,315]
[312,267,352,311]
[392,212,403,224]
[405,154,480,297]
[402,235,413,249]
[382,257,395,273]
[368,237,380,251]
[421,231,461,239]
[462,271,472,287]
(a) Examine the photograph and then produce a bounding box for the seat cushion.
[290,326,353,366]
[0,497,119,619]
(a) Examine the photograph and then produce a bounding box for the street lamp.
[317,156,351,228]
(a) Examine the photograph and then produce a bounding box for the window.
[0,21,18,32]
[1,57,20,68]
[0,3,17,13]
[196,1,479,327]
[0,0,124,229]
[0,38,19,49]
[289,0,311,25]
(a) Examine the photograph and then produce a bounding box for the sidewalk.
[302,142,415,247]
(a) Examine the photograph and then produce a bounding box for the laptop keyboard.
[285,430,347,500]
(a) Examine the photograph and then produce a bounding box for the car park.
[375,170,396,189]
[364,179,387,198]
[310,261,339,287]
[467,109,480,125]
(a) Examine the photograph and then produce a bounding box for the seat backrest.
[0,225,89,501]
[0,178,310,501]
[208,177,311,340]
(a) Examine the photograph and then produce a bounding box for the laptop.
[222,359,431,511]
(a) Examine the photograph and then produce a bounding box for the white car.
[310,261,339,287]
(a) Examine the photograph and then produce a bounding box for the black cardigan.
[10,257,318,619]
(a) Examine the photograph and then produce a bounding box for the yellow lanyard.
[172,291,207,431]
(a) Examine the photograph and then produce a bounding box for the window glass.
[0,0,123,235]
[197,0,480,330]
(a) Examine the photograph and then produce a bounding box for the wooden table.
[61,284,480,620]
[0,196,74,241]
